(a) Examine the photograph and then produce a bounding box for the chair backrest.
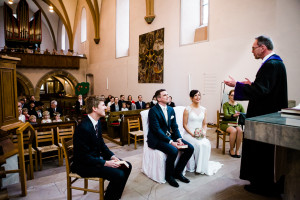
[12,130,33,145]
[35,128,54,147]
[217,110,224,129]
[127,119,140,132]
[140,110,149,146]
[57,126,74,144]
[173,106,186,136]
[61,138,73,174]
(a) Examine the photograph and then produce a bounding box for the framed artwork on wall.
[138,28,164,83]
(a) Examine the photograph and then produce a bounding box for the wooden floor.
[7,128,282,200]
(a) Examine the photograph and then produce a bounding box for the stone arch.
[35,70,79,99]
[16,71,35,98]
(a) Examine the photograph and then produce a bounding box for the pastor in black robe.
[234,54,288,187]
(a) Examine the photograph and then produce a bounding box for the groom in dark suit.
[72,95,132,200]
[148,89,194,187]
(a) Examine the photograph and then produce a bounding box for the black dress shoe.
[174,174,190,183]
[166,177,179,187]
[235,154,241,158]
[229,150,236,158]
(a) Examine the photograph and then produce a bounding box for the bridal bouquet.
[194,128,206,139]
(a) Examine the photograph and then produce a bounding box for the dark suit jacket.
[73,116,114,169]
[147,104,181,149]
[48,107,63,118]
[135,101,146,109]
[75,100,85,113]
[110,103,122,112]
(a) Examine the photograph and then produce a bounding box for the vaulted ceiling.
[1,0,102,49]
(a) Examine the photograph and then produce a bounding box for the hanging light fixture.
[8,0,13,4]
[49,5,54,13]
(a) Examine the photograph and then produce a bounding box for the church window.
[116,0,130,58]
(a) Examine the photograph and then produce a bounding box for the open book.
[177,145,188,149]
[115,160,129,168]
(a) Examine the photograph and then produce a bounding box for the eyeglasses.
[252,46,261,51]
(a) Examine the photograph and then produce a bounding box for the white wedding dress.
[183,106,223,175]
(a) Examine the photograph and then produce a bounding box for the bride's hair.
[190,90,201,98]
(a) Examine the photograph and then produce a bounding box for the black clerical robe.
[234,54,288,186]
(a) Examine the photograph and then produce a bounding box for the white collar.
[158,103,167,111]
[262,52,275,63]
[88,114,98,129]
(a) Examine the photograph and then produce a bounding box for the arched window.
[180,0,209,45]
[116,0,129,58]
[81,8,87,43]
[62,24,66,50]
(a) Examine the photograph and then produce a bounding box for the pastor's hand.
[224,76,236,87]
[241,78,252,85]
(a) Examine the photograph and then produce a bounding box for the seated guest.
[110,97,121,112]
[121,102,129,111]
[150,95,157,108]
[107,97,114,111]
[29,115,37,125]
[53,112,62,122]
[35,101,44,119]
[221,89,245,158]
[59,49,64,55]
[41,111,52,123]
[135,95,146,109]
[66,49,73,56]
[52,49,59,55]
[145,102,150,109]
[25,95,36,108]
[127,95,136,110]
[18,107,25,123]
[168,96,176,107]
[148,89,194,187]
[28,101,38,117]
[22,108,30,121]
[105,95,112,105]
[75,94,85,114]
[20,98,26,108]
[44,48,50,55]
[48,100,63,118]
[72,95,132,200]
[118,95,126,106]
[126,102,132,110]
[35,47,41,54]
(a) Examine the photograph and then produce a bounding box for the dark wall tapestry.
[138,28,164,83]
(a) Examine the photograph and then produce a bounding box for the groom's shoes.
[166,177,179,188]
[174,174,190,183]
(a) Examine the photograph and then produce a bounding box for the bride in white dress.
[183,90,223,175]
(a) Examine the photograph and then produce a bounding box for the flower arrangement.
[105,115,109,122]
[194,128,206,139]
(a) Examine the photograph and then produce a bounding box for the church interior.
[0,0,299,199]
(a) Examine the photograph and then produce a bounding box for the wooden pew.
[105,109,146,145]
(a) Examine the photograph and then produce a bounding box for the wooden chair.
[11,130,38,179]
[57,126,74,165]
[61,138,105,200]
[127,119,144,149]
[216,110,230,154]
[35,128,61,170]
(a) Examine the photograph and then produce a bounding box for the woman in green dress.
[221,90,245,158]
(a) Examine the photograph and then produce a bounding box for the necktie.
[163,107,168,124]
[95,124,99,137]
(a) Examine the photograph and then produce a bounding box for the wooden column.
[145,0,155,24]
